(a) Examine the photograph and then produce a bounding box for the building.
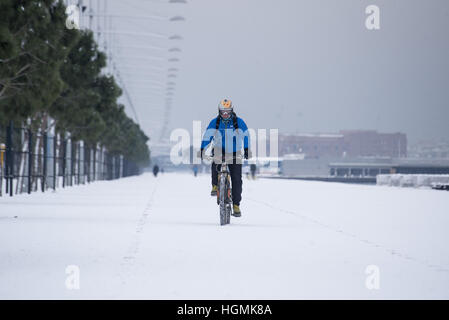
[279,130,407,159]
[281,157,449,183]
[341,130,407,158]
[328,158,449,178]
[279,133,345,158]
[408,139,449,159]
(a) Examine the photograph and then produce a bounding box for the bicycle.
[204,154,242,225]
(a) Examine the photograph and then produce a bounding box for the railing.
[0,122,137,197]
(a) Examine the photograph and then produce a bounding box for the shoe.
[210,185,218,196]
[232,204,241,217]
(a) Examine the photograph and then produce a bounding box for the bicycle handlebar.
[203,154,244,163]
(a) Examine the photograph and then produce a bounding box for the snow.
[377,174,449,188]
[1,172,449,299]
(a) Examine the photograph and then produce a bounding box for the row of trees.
[0,0,150,168]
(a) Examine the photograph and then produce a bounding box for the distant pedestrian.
[192,164,199,177]
[153,165,159,177]
[250,163,257,179]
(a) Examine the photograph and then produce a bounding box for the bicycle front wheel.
[219,175,227,225]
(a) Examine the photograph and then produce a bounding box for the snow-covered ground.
[1,172,448,299]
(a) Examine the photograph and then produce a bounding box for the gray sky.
[105,0,449,145]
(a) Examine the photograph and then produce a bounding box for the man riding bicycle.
[198,99,251,217]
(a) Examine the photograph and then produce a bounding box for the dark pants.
[211,162,242,206]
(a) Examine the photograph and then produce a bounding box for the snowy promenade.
[1,172,448,299]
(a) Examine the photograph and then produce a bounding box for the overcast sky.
[103,0,449,145]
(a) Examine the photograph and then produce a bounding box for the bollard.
[62,139,66,188]
[6,121,13,197]
[42,133,47,192]
[28,130,33,194]
[0,142,5,197]
[53,135,56,191]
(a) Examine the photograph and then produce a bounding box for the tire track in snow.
[247,197,449,273]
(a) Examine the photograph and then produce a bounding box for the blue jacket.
[200,115,250,153]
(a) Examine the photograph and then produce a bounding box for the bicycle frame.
[204,154,242,225]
